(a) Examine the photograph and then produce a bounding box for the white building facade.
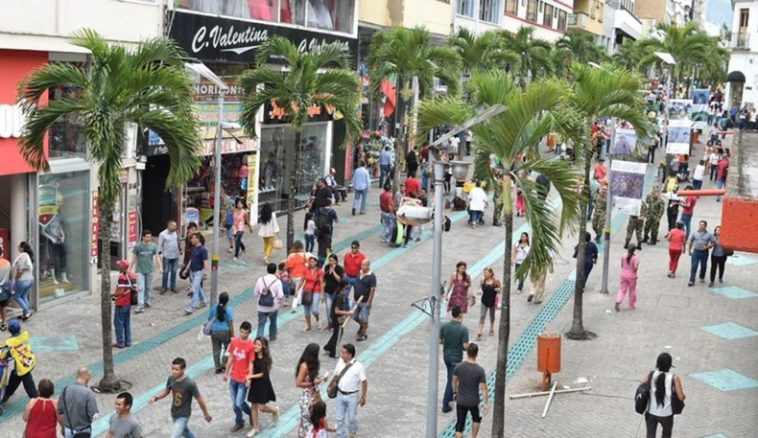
[727,0,758,109]
[601,0,643,54]
[454,0,573,42]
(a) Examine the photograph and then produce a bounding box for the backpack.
[258,278,275,307]
[390,220,405,246]
[315,210,331,234]
[635,371,654,414]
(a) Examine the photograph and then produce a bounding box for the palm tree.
[239,37,361,250]
[498,27,553,87]
[562,63,650,340]
[611,39,648,72]
[417,71,581,438]
[448,29,520,78]
[554,29,607,75]
[367,26,462,190]
[17,30,201,391]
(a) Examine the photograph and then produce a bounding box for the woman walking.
[0,246,11,331]
[233,199,252,260]
[709,225,727,287]
[181,222,199,292]
[477,268,500,340]
[302,256,324,331]
[513,232,530,293]
[666,222,687,278]
[246,337,279,437]
[286,241,308,312]
[615,247,640,311]
[322,254,344,330]
[445,262,473,314]
[324,280,353,358]
[208,292,234,374]
[304,212,316,253]
[12,242,35,320]
[257,203,280,264]
[295,343,324,438]
[642,352,685,438]
[22,379,57,438]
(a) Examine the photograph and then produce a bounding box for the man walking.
[352,161,370,216]
[440,306,469,414]
[224,322,255,432]
[58,367,99,438]
[107,392,143,438]
[688,220,716,287]
[453,343,488,438]
[184,233,208,315]
[591,185,607,242]
[149,357,212,437]
[715,154,729,202]
[343,241,366,295]
[379,146,393,189]
[379,184,396,243]
[130,230,162,313]
[317,200,339,263]
[624,209,645,250]
[1,320,38,408]
[255,264,284,341]
[333,343,368,438]
[679,186,698,239]
[642,187,665,245]
[352,259,376,342]
[159,220,180,294]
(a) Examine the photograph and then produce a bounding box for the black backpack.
[635,371,654,414]
[316,210,331,233]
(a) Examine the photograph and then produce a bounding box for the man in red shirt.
[405,175,421,197]
[343,241,366,295]
[224,321,255,432]
[715,155,729,202]
[379,184,396,243]
[593,159,607,182]
[679,185,698,239]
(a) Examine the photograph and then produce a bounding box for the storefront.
[167,4,358,213]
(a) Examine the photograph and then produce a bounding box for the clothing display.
[40,214,69,284]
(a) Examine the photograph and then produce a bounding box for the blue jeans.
[689,249,709,283]
[693,179,703,190]
[681,214,692,240]
[171,417,196,438]
[353,189,368,214]
[136,272,152,307]
[582,263,594,288]
[230,380,252,426]
[162,258,178,290]
[257,310,278,341]
[234,231,246,257]
[304,291,321,318]
[336,391,360,438]
[305,234,315,253]
[380,212,394,242]
[442,355,461,410]
[324,292,333,326]
[422,167,429,191]
[345,276,357,297]
[379,164,391,188]
[114,305,132,346]
[469,210,483,224]
[716,179,725,201]
[188,270,207,310]
[12,278,33,315]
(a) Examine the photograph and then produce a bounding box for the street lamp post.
[600,120,617,294]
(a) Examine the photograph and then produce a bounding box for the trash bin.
[537,333,561,390]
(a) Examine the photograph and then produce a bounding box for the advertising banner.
[610,160,647,216]
[667,119,692,155]
[611,129,637,158]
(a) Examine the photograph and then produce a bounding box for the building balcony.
[613,7,642,40]
[568,11,604,36]
[731,32,750,50]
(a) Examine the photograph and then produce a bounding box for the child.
[304,212,316,253]
[277,262,291,304]
[309,401,335,437]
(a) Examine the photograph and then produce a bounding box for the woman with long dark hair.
[512,232,530,292]
[642,352,685,438]
[295,343,324,437]
[445,262,472,313]
[257,203,279,264]
[233,199,252,260]
[208,291,234,374]
[12,241,35,320]
[615,247,640,312]
[246,337,279,437]
[709,225,727,287]
[477,267,500,340]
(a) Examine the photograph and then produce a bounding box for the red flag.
[380,77,396,118]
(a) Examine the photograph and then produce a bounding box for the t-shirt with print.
[166,376,199,420]
[227,337,255,383]
[453,361,486,408]
[132,242,158,274]
[108,413,143,438]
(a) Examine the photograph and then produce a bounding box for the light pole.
[654,52,677,182]
[600,119,616,294]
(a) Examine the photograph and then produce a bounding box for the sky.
[705,0,733,30]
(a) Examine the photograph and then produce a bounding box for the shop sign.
[201,137,259,156]
[0,102,24,138]
[170,11,358,63]
[91,192,99,262]
[127,209,138,250]
[245,154,258,224]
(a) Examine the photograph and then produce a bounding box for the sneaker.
[145,302,151,308]
[708,282,714,287]
[160,288,167,295]
[527,294,533,302]
[230,423,244,433]
[135,307,145,313]
[171,288,178,294]
[699,278,705,283]
[687,282,694,287]
[184,308,194,315]
[357,333,368,342]
[214,368,224,374]
[112,343,126,349]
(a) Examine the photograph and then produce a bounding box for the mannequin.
[41,214,69,284]
[307,0,334,29]
[249,0,274,20]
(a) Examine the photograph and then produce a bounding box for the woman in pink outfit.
[615,247,639,311]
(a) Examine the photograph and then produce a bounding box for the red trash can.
[537,333,561,390]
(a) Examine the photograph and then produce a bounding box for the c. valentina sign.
[171,10,357,63]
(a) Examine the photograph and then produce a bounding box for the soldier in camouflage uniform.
[591,185,607,242]
[642,186,665,244]
[625,202,645,250]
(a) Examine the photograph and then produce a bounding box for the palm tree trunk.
[97,199,120,391]
[392,77,407,193]
[492,176,513,438]
[286,130,303,251]
[566,158,591,340]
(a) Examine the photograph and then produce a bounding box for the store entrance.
[0,175,15,260]
[141,155,179,234]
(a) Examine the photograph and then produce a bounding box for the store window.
[37,171,90,302]
[306,0,355,33]
[259,123,329,211]
[47,65,88,160]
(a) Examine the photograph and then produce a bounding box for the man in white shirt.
[333,343,368,438]
[692,159,705,190]
[449,135,461,159]
[158,220,180,294]
[255,263,285,341]
[467,181,488,229]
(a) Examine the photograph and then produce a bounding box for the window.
[557,10,567,31]
[526,0,538,22]
[543,4,554,27]
[505,0,517,14]
[48,62,88,160]
[739,8,749,28]
[480,0,500,23]
[306,0,355,33]
[457,0,475,17]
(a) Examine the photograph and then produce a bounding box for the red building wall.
[719,197,758,254]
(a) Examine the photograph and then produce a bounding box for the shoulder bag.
[671,375,685,414]
[125,275,138,306]
[327,362,354,399]
[634,371,654,414]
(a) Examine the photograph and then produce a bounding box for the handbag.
[274,238,284,249]
[202,316,214,336]
[634,371,654,414]
[258,279,275,307]
[301,291,313,306]
[62,387,92,437]
[327,362,354,399]
[724,248,734,257]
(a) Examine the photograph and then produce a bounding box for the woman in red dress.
[445,261,473,313]
[22,379,57,438]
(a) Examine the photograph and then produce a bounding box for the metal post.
[663,66,673,178]
[600,119,616,294]
[210,90,226,310]
[426,158,445,438]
